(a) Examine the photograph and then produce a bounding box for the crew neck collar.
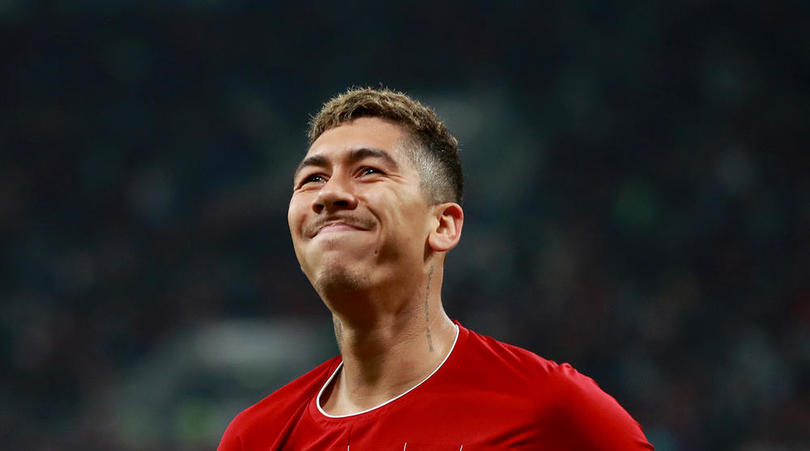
[315,323,461,419]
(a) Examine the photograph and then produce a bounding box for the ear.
[427,202,464,252]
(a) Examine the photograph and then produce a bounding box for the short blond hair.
[308,87,463,205]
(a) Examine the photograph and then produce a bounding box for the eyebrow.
[293,147,400,180]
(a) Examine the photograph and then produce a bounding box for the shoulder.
[458,326,652,449]
[538,363,653,448]
[217,356,341,450]
[460,326,611,396]
[451,326,577,401]
[457,326,560,382]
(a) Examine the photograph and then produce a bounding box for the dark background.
[2,1,809,450]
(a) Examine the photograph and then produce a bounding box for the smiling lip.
[314,222,366,236]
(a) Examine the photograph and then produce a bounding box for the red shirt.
[218,323,653,450]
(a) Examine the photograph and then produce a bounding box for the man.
[218,88,653,449]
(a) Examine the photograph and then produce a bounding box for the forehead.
[305,117,409,161]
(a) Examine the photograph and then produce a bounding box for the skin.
[288,117,464,415]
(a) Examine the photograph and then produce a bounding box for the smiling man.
[218,88,653,450]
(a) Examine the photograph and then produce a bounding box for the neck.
[320,264,457,416]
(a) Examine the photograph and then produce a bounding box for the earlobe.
[427,203,464,252]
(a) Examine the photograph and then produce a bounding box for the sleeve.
[545,363,654,450]
[217,415,244,451]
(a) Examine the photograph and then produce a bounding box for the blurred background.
[2,1,809,450]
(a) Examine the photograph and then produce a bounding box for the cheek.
[287,207,297,234]
[288,196,308,228]
[364,189,428,232]
[391,199,432,239]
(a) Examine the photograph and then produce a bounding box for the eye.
[297,173,327,188]
[358,166,384,177]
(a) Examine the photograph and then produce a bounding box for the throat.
[318,323,459,417]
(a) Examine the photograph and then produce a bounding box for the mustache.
[305,215,376,237]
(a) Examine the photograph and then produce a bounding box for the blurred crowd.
[2,1,808,450]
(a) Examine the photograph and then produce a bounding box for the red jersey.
[218,323,653,450]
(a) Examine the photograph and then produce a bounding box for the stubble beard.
[310,259,372,302]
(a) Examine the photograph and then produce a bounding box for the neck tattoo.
[333,317,343,352]
[424,265,434,352]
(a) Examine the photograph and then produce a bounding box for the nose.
[312,175,358,213]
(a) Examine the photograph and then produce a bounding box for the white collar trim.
[316,324,460,418]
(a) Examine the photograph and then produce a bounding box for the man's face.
[288,117,435,297]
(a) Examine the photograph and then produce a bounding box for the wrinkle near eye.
[295,172,327,189]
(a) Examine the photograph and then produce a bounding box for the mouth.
[315,222,365,236]
[308,219,373,238]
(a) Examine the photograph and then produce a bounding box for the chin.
[310,262,371,297]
